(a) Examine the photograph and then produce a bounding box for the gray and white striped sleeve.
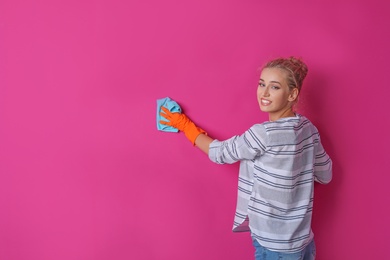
[313,136,332,184]
[208,124,268,164]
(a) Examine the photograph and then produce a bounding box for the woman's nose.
[262,86,270,97]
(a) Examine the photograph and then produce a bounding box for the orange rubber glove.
[160,106,206,145]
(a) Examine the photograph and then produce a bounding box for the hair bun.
[263,56,308,91]
[288,56,308,80]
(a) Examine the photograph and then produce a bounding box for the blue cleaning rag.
[156,97,182,132]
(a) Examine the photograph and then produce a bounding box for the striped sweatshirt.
[208,114,332,253]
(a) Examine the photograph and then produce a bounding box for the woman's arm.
[194,133,214,155]
[160,107,206,145]
[159,107,214,154]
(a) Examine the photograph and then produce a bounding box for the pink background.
[1,0,389,259]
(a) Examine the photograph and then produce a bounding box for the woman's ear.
[288,88,299,102]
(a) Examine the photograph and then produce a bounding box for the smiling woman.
[160,56,332,259]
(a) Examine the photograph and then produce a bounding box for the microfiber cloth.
[156,97,182,132]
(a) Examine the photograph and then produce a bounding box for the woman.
[160,57,332,260]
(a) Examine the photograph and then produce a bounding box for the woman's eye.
[258,83,265,87]
[271,85,280,90]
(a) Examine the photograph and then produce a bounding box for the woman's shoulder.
[247,114,318,134]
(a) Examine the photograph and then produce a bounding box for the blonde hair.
[262,57,308,92]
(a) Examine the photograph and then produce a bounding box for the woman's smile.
[260,98,271,106]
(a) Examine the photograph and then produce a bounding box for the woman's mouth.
[261,98,271,106]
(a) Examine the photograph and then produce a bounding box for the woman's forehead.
[260,68,288,81]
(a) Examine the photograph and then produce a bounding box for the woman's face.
[257,68,298,121]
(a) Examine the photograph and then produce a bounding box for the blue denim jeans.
[252,238,316,260]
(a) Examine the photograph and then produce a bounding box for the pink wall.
[1,0,389,259]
